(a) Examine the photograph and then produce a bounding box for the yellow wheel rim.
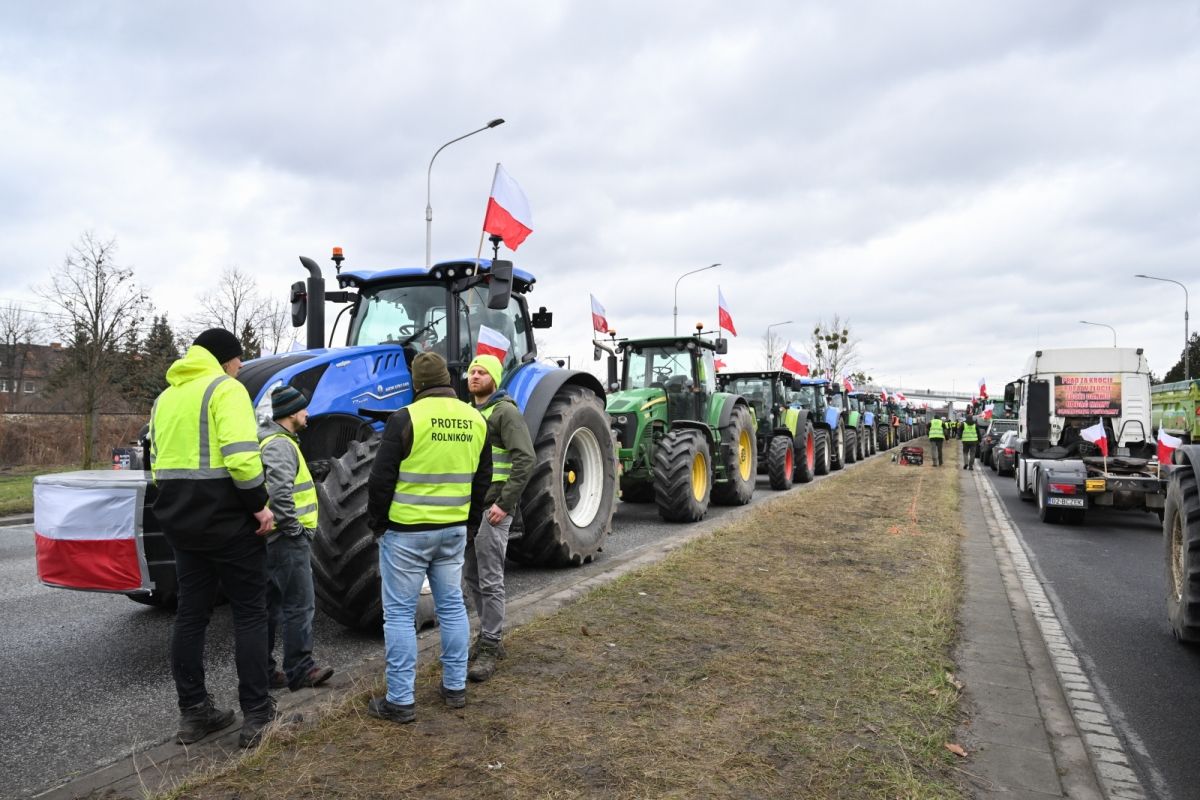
[691,452,707,501]
[738,430,752,481]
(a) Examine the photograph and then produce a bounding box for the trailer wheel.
[767,435,794,491]
[654,429,711,522]
[814,430,831,476]
[1166,463,1200,642]
[794,424,816,484]
[712,404,757,506]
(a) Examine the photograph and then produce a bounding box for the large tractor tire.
[619,478,655,503]
[712,404,757,506]
[767,435,794,491]
[510,385,618,567]
[844,430,858,464]
[1165,462,1200,642]
[814,430,831,476]
[654,429,711,522]
[829,425,846,471]
[794,423,816,484]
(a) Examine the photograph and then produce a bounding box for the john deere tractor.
[792,377,846,473]
[717,370,818,490]
[599,329,756,521]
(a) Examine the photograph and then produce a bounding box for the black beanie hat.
[271,385,309,420]
[193,328,243,365]
[412,352,452,393]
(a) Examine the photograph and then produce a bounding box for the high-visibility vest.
[260,432,319,530]
[480,402,513,484]
[929,418,944,439]
[962,423,979,443]
[150,347,264,491]
[388,396,487,527]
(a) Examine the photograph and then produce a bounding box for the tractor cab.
[617,335,722,422]
[793,378,831,417]
[718,371,798,432]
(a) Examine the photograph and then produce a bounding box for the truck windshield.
[349,284,450,355]
[625,345,695,391]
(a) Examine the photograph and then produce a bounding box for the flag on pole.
[896,391,907,402]
[1081,421,1109,457]
[1158,428,1182,464]
[880,387,889,401]
[841,374,855,392]
[482,164,533,251]
[476,324,510,361]
[978,377,988,399]
[781,345,810,376]
[590,295,609,334]
[717,287,737,336]
[714,358,727,370]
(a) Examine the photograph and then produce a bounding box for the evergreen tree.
[240,319,262,361]
[133,315,180,410]
[1162,333,1199,384]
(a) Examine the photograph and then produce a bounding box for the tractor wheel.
[1165,461,1200,642]
[814,430,831,475]
[830,425,846,471]
[844,430,858,464]
[619,478,655,503]
[712,405,757,506]
[793,424,816,484]
[654,429,711,522]
[511,384,617,566]
[767,435,794,491]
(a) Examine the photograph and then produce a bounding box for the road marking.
[972,469,1149,800]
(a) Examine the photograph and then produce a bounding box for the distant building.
[0,342,66,412]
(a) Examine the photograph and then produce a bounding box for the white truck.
[1003,347,1169,525]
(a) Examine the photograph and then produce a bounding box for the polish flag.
[718,287,737,336]
[590,295,609,334]
[482,164,533,251]
[880,387,890,401]
[1081,421,1109,457]
[842,374,855,392]
[1158,428,1183,465]
[34,480,148,593]
[781,345,810,376]
[978,377,988,399]
[476,324,510,361]
[896,391,907,402]
[714,358,727,370]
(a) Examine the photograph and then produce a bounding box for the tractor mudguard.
[847,410,860,429]
[706,392,748,432]
[507,360,606,435]
[1041,461,1088,485]
[864,411,875,427]
[782,406,810,438]
[824,406,841,430]
[670,419,717,449]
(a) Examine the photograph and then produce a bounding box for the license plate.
[1085,479,1106,492]
[1047,497,1086,508]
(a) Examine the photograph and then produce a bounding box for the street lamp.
[1135,274,1190,380]
[426,118,505,267]
[1079,320,1117,347]
[765,320,792,369]
[673,263,720,335]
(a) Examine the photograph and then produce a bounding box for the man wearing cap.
[463,353,534,682]
[259,385,334,694]
[365,352,490,724]
[149,328,277,748]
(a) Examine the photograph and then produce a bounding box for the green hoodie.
[476,390,535,515]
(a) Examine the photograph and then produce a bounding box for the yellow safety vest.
[929,418,944,439]
[388,396,487,527]
[480,403,512,484]
[260,432,319,530]
[962,423,979,443]
[149,345,264,490]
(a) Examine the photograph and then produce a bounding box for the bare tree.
[808,315,861,380]
[761,329,785,371]
[188,267,272,352]
[37,232,148,467]
[260,297,295,354]
[0,301,42,411]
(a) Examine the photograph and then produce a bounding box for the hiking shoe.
[468,640,502,683]
[269,669,287,690]
[439,684,467,709]
[469,636,507,662]
[239,697,302,749]
[367,696,415,724]
[290,665,334,690]
[176,696,235,744]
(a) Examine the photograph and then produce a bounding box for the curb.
[0,513,33,527]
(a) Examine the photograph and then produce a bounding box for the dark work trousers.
[267,534,317,687]
[171,532,270,715]
[930,438,944,466]
[962,441,977,466]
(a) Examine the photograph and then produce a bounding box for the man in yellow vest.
[928,415,945,467]
[961,415,980,470]
[463,354,534,683]
[365,352,490,724]
[150,328,275,748]
[259,385,334,695]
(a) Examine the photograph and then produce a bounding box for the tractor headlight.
[617,415,628,425]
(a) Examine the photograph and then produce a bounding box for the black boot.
[468,639,503,683]
[239,696,302,749]
[176,695,235,744]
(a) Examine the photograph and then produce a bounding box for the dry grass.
[165,443,967,800]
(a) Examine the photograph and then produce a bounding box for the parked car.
[979,418,1019,467]
[992,430,1019,476]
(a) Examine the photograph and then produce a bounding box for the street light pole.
[1136,274,1190,381]
[425,118,505,267]
[765,320,792,369]
[1079,320,1117,347]
[673,263,720,335]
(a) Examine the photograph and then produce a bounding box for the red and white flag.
[896,391,907,402]
[781,344,810,376]
[1158,428,1183,464]
[714,358,727,370]
[476,324,510,361]
[482,163,533,251]
[717,287,737,336]
[841,374,855,392]
[880,387,890,401]
[1081,421,1109,457]
[34,479,148,593]
[590,294,609,334]
[978,377,988,399]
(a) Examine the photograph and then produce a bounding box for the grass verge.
[167,445,967,799]
[0,465,78,515]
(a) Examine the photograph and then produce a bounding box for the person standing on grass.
[149,328,278,748]
[365,352,490,724]
[928,416,945,467]
[259,385,334,694]
[961,415,979,470]
[463,354,534,683]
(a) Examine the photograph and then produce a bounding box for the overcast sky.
[2,1,1197,393]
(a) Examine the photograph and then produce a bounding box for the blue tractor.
[238,250,618,628]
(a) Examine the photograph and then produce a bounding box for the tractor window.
[697,350,716,396]
[625,345,693,391]
[458,285,532,372]
[350,283,451,358]
[726,377,771,421]
[793,385,818,410]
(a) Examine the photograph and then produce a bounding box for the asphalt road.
[981,466,1200,800]
[0,454,878,799]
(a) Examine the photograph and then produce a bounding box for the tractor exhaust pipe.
[299,256,326,349]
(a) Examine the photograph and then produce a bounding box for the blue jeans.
[378,526,469,705]
[267,534,317,686]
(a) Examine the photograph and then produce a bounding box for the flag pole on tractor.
[477,163,533,259]
[718,287,737,337]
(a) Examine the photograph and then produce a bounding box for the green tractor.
[846,391,878,460]
[598,330,757,521]
[792,377,847,473]
[717,370,818,490]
